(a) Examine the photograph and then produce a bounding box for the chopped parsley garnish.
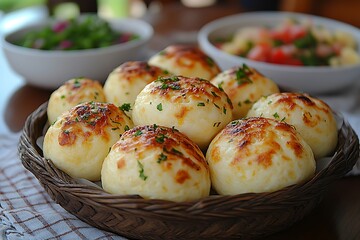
[119,103,132,112]
[160,83,169,89]
[273,112,280,119]
[157,153,167,163]
[124,125,130,131]
[244,99,252,104]
[211,91,218,97]
[235,64,253,85]
[218,81,224,91]
[137,160,148,181]
[171,148,183,155]
[170,84,181,90]
[155,134,167,143]
[197,102,205,106]
[157,103,163,111]
[134,130,143,136]
[73,78,82,88]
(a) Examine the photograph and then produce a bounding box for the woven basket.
[19,102,359,240]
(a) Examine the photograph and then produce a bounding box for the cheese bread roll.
[247,92,338,159]
[132,76,233,150]
[101,125,210,202]
[103,61,169,114]
[211,65,279,119]
[148,45,221,80]
[47,77,106,124]
[44,102,133,181]
[206,117,315,195]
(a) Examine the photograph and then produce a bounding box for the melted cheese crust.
[206,117,315,195]
[132,76,233,150]
[148,45,221,80]
[47,78,106,124]
[211,66,279,119]
[44,102,134,181]
[101,125,210,202]
[247,92,338,159]
[103,61,169,114]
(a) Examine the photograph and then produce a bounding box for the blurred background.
[1,0,360,29]
[1,0,359,52]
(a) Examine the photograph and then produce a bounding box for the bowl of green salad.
[2,14,153,89]
[198,12,360,94]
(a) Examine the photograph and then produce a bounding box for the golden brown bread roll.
[47,77,106,124]
[132,76,233,150]
[206,117,315,195]
[103,61,169,116]
[247,92,338,159]
[211,65,279,119]
[44,101,133,181]
[101,124,211,202]
[148,45,221,80]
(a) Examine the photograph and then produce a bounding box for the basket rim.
[18,101,360,220]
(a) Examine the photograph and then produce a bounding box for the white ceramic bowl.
[198,12,360,94]
[2,16,153,89]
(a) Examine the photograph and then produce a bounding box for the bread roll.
[132,76,233,150]
[47,77,106,124]
[43,102,133,181]
[247,92,338,159]
[148,45,221,80]
[211,65,279,119]
[206,117,315,195]
[101,125,210,202]
[103,61,169,115]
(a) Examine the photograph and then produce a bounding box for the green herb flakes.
[155,134,167,143]
[134,130,143,136]
[137,160,148,181]
[157,153,167,163]
[157,103,163,111]
[119,103,132,112]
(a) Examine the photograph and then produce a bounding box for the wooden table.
[1,2,359,239]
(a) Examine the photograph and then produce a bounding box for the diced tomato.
[269,48,287,64]
[289,25,307,41]
[246,43,271,62]
[271,25,307,44]
[269,48,303,66]
[331,43,343,55]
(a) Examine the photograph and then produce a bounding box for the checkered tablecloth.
[0,133,126,240]
[1,81,360,239]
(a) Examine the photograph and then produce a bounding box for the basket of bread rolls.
[19,45,359,240]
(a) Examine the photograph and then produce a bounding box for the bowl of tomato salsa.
[198,12,360,94]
